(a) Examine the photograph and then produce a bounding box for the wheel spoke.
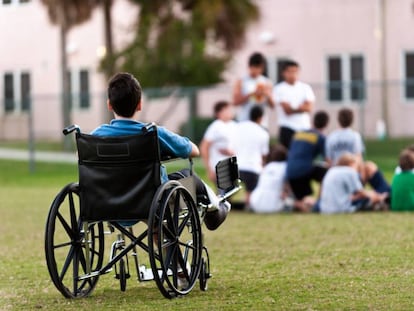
[53,241,72,249]
[176,246,190,282]
[177,213,190,236]
[56,212,75,239]
[59,246,75,281]
[68,192,78,233]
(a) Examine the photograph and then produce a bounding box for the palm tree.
[41,0,99,149]
[123,0,259,87]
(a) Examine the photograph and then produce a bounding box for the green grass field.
[1,138,414,310]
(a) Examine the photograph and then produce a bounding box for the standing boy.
[273,60,315,149]
[233,52,274,126]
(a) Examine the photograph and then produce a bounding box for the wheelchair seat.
[76,127,161,221]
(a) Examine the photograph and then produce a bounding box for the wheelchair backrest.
[76,128,161,221]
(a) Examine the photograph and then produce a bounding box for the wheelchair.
[44,123,241,299]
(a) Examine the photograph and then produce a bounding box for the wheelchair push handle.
[63,124,81,136]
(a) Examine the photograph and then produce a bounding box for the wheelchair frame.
[44,124,241,299]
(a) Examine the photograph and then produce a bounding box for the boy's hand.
[218,148,235,156]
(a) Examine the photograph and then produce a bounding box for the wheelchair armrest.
[63,124,81,136]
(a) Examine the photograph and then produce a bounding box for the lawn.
[1,138,414,310]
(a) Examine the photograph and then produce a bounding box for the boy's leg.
[364,161,391,193]
[168,169,231,230]
[288,175,313,212]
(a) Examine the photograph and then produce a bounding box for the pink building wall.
[1,0,414,139]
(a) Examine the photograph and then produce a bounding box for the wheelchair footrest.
[139,265,173,282]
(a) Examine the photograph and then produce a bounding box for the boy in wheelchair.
[91,72,230,230]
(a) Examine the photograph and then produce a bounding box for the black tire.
[148,181,203,298]
[119,258,127,292]
[45,183,105,298]
[199,258,208,291]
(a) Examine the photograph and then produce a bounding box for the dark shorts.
[239,170,259,192]
[279,126,296,149]
[368,170,391,193]
[288,165,327,200]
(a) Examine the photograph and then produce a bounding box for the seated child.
[319,153,387,214]
[91,72,230,230]
[391,149,414,211]
[250,144,289,213]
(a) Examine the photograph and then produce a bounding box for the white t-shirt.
[234,120,269,174]
[325,128,365,164]
[237,74,272,126]
[250,161,287,213]
[203,119,237,170]
[273,81,315,131]
[320,166,363,214]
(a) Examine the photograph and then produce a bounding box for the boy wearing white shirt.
[200,101,237,183]
[273,60,315,149]
[235,105,270,207]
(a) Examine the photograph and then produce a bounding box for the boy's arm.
[200,139,215,181]
[190,141,200,157]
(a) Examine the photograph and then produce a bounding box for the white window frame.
[326,53,366,104]
[1,0,31,6]
[1,71,30,115]
[68,68,91,111]
[402,50,414,102]
[266,56,290,84]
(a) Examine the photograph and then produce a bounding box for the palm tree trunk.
[59,6,72,150]
[103,0,115,123]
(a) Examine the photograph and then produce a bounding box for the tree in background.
[114,0,259,87]
[41,0,99,150]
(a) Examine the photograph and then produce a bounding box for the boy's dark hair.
[282,60,299,72]
[399,149,414,171]
[250,105,264,122]
[267,144,287,163]
[248,52,266,67]
[406,144,414,152]
[338,108,354,128]
[107,72,142,118]
[313,110,329,129]
[213,101,230,117]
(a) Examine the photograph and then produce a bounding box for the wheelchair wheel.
[45,183,105,298]
[119,258,127,292]
[148,181,203,298]
[199,246,211,291]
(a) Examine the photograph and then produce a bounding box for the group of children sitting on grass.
[201,102,414,214]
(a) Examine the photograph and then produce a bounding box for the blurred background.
[0,0,413,150]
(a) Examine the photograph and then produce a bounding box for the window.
[67,68,90,110]
[328,57,342,101]
[266,57,290,84]
[79,70,90,108]
[350,55,365,100]
[4,73,14,112]
[405,52,414,99]
[20,72,30,111]
[327,54,365,102]
[2,0,31,4]
[2,71,31,113]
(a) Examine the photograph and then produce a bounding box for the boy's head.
[248,52,266,78]
[337,153,358,168]
[313,110,329,130]
[338,108,354,128]
[107,72,142,118]
[399,149,414,171]
[214,101,233,121]
[249,105,264,123]
[267,144,287,163]
[282,60,299,84]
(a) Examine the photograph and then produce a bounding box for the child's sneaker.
[204,201,231,231]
